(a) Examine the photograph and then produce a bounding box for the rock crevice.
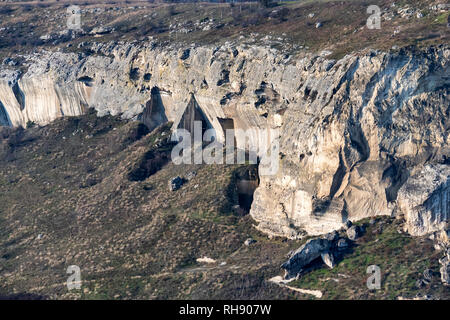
[0,43,448,239]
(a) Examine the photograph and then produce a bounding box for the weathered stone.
[244,238,256,246]
[398,164,450,237]
[439,250,450,286]
[423,269,433,282]
[168,176,184,191]
[0,42,447,242]
[321,252,335,269]
[344,220,353,230]
[249,47,449,238]
[281,238,331,279]
[415,279,426,288]
[346,225,361,241]
[90,26,113,35]
[337,238,349,251]
[185,171,197,181]
[325,230,339,242]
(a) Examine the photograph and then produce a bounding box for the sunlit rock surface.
[0,42,448,238]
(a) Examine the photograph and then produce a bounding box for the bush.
[26,121,36,129]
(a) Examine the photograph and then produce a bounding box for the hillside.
[0,0,448,300]
[0,0,449,62]
[0,111,448,299]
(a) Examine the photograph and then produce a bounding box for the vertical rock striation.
[0,43,448,238]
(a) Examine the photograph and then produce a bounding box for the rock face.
[397,164,449,236]
[250,46,449,238]
[281,238,331,279]
[439,249,450,286]
[0,42,448,239]
[346,225,363,241]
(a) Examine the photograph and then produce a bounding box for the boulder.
[337,238,349,251]
[244,238,256,246]
[325,230,339,242]
[321,252,335,269]
[90,26,114,35]
[2,58,18,66]
[439,250,450,286]
[185,171,197,181]
[344,220,353,230]
[423,269,433,282]
[168,176,184,191]
[281,238,331,279]
[346,225,361,241]
[416,278,428,288]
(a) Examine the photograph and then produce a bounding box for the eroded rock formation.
[0,42,448,239]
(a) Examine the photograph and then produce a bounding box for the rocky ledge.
[0,42,448,241]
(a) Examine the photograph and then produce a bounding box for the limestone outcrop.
[439,249,450,286]
[0,42,448,239]
[398,164,449,236]
[282,238,331,279]
[250,46,449,238]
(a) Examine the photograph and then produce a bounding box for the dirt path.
[268,276,323,299]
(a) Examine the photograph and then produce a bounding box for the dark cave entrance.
[230,165,259,215]
[218,117,236,147]
[237,179,259,213]
[142,87,168,132]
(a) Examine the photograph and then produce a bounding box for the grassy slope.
[0,112,448,299]
[290,217,449,300]
[0,0,448,300]
[0,111,303,299]
[0,0,448,62]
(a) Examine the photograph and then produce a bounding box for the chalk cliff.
[0,42,448,239]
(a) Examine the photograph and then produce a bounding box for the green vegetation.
[0,111,447,299]
[0,0,448,300]
[289,217,449,300]
[26,120,36,129]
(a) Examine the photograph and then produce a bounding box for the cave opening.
[231,165,259,215]
[218,117,235,147]
[141,87,168,132]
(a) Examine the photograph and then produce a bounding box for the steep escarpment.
[0,43,448,240]
[252,46,449,239]
[1,111,447,300]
